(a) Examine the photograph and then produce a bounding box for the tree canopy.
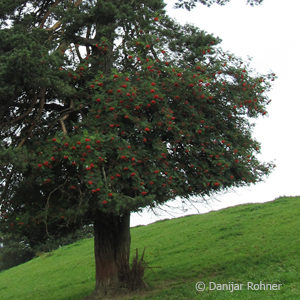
[0,0,274,293]
[174,0,264,10]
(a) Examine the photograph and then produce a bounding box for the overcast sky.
[131,0,300,226]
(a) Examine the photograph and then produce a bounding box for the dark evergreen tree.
[0,0,274,295]
[0,232,35,272]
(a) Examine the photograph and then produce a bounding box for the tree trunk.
[93,211,131,295]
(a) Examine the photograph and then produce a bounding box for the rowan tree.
[0,0,274,296]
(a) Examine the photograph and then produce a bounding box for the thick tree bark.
[93,211,131,294]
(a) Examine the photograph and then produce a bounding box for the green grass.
[0,196,299,299]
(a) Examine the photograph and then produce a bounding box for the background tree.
[0,0,274,296]
[0,232,35,272]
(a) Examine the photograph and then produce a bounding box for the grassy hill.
[0,196,299,300]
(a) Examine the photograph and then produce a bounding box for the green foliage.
[0,0,274,271]
[33,224,94,253]
[175,0,264,10]
[0,196,299,299]
[0,234,35,272]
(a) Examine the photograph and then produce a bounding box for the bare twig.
[44,180,68,237]
[102,166,107,187]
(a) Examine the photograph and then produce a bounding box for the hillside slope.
[0,196,299,300]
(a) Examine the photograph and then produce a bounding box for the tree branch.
[59,99,74,136]
[10,94,38,125]
[44,179,68,237]
[73,35,96,47]
[45,0,83,31]
[39,0,62,29]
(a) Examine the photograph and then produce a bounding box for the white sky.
[131,0,300,226]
